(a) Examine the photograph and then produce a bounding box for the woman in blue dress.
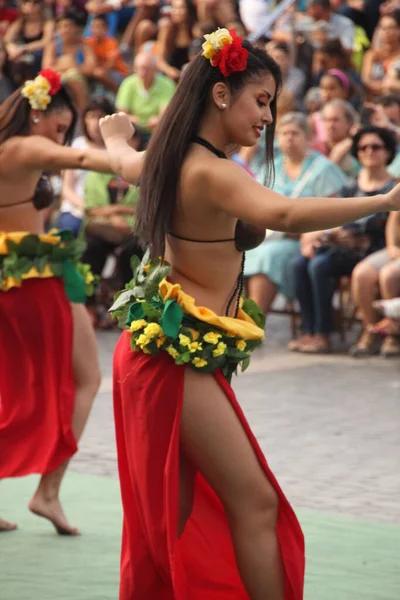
[245,112,346,321]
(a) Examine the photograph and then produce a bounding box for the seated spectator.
[362,10,400,98]
[120,0,163,55]
[194,0,240,29]
[0,0,19,38]
[304,86,323,115]
[84,0,134,38]
[5,0,55,85]
[350,195,400,357]
[245,112,345,318]
[58,97,114,237]
[265,41,306,109]
[314,99,360,178]
[42,10,96,112]
[82,128,146,328]
[0,37,16,104]
[116,51,176,140]
[86,14,129,93]
[155,0,196,82]
[273,0,355,54]
[290,125,397,354]
[312,39,363,96]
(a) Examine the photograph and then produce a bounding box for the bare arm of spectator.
[79,45,97,78]
[61,170,84,210]
[156,18,181,81]
[329,137,353,166]
[385,211,400,259]
[361,50,385,96]
[5,19,55,58]
[41,39,58,70]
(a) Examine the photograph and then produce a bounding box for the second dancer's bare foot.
[28,494,80,536]
[0,517,17,531]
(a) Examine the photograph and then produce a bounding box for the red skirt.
[0,278,77,478]
[113,331,305,600]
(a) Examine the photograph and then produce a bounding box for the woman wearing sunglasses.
[100,31,400,600]
[290,126,397,354]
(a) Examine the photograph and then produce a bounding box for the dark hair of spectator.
[0,84,77,145]
[351,126,397,165]
[180,0,197,31]
[135,40,282,257]
[92,14,109,26]
[82,96,114,141]
[376,93,400,108]
[57,9,86,27]
[269,41,290,55]
[318,40,351,71]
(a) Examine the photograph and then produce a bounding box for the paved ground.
[73,315,400,525]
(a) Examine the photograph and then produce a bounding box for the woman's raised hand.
[99,112,135,145]
[387,182,400,211]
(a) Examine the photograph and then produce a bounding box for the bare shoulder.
[181,152,251,204]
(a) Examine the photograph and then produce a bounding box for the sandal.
[380,335,400,358]
[368,318,400,336]
[298,335,331,354]
[349,330,381,357]
[288,334,314,352]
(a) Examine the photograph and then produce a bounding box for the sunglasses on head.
[357,143,385,153]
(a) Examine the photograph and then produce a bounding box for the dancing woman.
[100,30,400,600]
[0,69,111,535]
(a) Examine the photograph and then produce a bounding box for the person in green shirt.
[116,51,176,139]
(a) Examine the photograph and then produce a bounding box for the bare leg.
[379,262,400,300]
[0,517,17,531]
[29,304,101,535]
[180,369,285,600]
[247,274,277,315]
[134,19,158,51]
[351,261,380,326]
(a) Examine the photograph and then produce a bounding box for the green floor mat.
[1,474,400,600]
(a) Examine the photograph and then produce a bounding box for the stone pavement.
[71,315,400,526]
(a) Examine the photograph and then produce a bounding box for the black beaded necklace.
[193,136,246,318]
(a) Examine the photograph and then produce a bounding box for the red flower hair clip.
[202,28,248,77]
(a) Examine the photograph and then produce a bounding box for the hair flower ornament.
[202,28,249,78]
[21,69,62,111]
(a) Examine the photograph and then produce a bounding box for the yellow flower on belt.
[213,342,227,357]
[202,28,233,60]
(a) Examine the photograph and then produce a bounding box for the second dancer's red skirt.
[0,278,77,478]
[113,331,305,600]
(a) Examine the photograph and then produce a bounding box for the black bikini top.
[168,136,265,253]
[0,175,54,211]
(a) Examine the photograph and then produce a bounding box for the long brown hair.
[135,41,282,257]
[0,84,77,145]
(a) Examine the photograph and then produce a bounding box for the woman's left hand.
[99,112,135,146]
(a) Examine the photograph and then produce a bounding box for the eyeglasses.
[357,143,385,153]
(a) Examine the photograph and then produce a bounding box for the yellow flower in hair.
[35,75,51,93]
[144,322,162,338]
[236,340,247,351]
[166,345,179,359]
[21,75,51,111]
[203,331,221,345]
[129,319,147,332]
[192,357,208,368]
[213,341,227,357]
[202,28,233,60]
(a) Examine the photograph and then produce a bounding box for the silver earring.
[221,103,227,109]
[32,117,40,124]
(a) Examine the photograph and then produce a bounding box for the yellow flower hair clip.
[21,69,62,111]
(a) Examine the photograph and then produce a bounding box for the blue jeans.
[57,212,83,237]
[291,253,336,335]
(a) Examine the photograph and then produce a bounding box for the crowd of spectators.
[1,0,400,354]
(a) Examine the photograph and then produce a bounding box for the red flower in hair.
[212,30,248,78]
[39,69,62,95]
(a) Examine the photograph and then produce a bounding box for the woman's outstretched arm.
[202,159,397,234]
[99,112,145,184]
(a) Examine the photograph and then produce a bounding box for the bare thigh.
[180,369,278,525]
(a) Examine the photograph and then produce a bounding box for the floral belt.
[110,252,265,381]
[0,230,96,302]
